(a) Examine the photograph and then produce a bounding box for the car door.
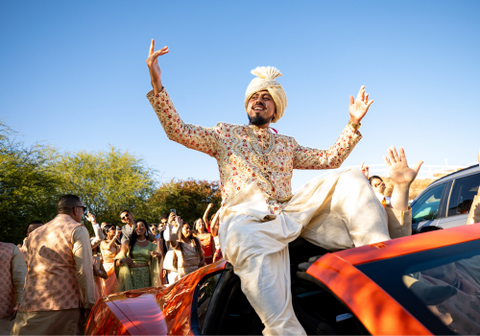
[438,172,480,228]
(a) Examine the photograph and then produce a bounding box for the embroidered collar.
[246,125,276,157]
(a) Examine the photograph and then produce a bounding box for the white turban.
[245,66,287,123]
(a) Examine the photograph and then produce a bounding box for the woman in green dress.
[114,219,163,291]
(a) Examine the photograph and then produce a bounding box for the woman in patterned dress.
[115,219,162,291]
[193,218,215,264]
[100,224,120,295]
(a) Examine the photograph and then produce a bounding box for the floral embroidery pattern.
[148,90,362,214]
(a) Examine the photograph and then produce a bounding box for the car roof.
[426,164,479,185]
[332,224,480,266]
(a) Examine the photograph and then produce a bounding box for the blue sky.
[1,0,479,190]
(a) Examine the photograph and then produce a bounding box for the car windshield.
[357,238,480,335]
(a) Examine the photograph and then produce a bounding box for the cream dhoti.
[219,169,391,336]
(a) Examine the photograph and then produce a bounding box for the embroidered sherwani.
[148,89,408,335]
[148,90,360,212]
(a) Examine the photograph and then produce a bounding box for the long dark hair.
[129,219,148,252]
[171,223,203,269]
[193,218,207,235]
[103,223,115,239]
[179,223,203,257]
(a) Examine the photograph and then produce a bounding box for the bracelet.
[348,120,361,130]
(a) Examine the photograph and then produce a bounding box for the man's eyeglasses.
[121,215,130,220]
[74,205,87,212]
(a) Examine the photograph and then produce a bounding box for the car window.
[293,280,370,335]
[447,174,480,217]
[357,239,480,335]
[404,249,480,334]
[412,183,446,224]
[197,272,222,329]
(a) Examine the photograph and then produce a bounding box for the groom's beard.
[248,114,274,126]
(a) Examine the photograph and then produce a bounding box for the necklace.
[137,238,147,242]
[246,126,275,157]
[246,126,275,179]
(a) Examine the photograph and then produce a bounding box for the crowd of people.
[2,157,480,335]
[94,205,223,292]
[0,197,223,335]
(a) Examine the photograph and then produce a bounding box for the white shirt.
[375,192,391,205]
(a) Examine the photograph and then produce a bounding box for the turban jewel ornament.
[245,66,287,123]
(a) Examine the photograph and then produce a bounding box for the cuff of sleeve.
[345,123,362,139]
[386,206,412,239]
[348,120,361,130]
[146,87,165,98]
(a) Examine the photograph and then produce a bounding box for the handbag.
[163,249,176,271]
[163,243,181,272]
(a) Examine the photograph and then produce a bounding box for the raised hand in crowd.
[349,85,374,125]
[384,146,423,211]
[146,39,169,95]
[360,161,369,179]
[85,211,96,224]
[211,211,220,238]
[175,216,184,228]
[203,203,214,230]
[168,212,177,227]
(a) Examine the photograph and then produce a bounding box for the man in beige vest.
[18,221,43,264]
[0,242,27,335]
[12,195,95,335]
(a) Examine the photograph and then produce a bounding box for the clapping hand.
[384,147,423,189]
[349,86,374,125]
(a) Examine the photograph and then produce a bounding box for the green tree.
[53,146,157,227]
[0,120,59,244]
[146,179,222,225]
